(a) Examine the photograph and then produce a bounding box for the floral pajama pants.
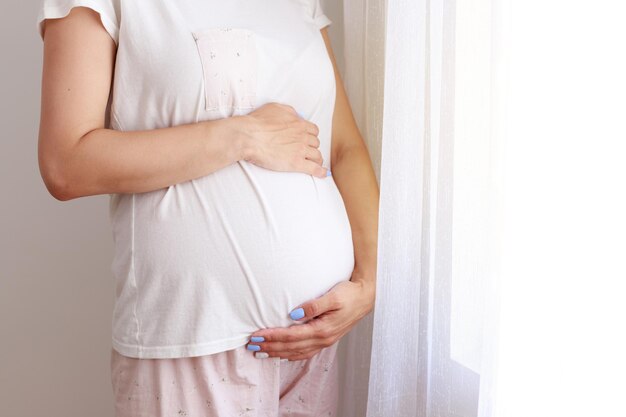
[110,342,339,417]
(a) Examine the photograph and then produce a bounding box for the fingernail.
[250,336,265,343]
[247,344,261,351]
[255,352,269,359]
[289,307,305,320]
[326,169,332,177]
[297,111,304,119]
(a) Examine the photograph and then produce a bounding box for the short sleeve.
[305,0,332,30]
[36,0,120,46]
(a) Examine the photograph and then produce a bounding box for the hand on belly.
[244,279,376,361]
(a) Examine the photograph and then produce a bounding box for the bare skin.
[38,6,379,361]
[38,6,327,202]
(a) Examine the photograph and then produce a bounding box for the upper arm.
[319,27,365,165]
[38,6,116,198]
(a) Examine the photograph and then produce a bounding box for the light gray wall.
[0,2,348,416]
[1,2,116,415]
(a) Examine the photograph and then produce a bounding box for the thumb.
[289,291,338,321]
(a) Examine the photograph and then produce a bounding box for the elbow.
[39,153,75,202]
[51,182,75,202]
[42,167,73,202]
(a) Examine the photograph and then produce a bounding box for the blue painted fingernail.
[247,344,261,351]
[250,336,264,343]
[326,169,332,177]
[289,308,305,320]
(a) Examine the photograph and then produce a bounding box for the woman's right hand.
[234,103,329,178]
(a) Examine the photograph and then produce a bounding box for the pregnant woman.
[36,0,379,415]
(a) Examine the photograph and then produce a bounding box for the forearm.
[45,117,245,200]
[332,142,380,293]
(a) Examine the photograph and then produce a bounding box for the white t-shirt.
[36,0,354,359]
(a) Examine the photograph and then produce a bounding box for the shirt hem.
[314,14,332,30]
[111,335,251,359]
[36,3,119,46]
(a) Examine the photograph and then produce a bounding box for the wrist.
[230,115,257,163]
[204,116,253,164]
[351,270,376,310]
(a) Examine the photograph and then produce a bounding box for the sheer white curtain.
[328,0,505,416]
[331,0,626,415]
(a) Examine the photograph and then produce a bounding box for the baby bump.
[128,161,355,327]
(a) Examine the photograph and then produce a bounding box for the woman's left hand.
[247,274,376,361]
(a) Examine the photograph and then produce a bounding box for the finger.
[304,146,323,166]
[249,321,318,344]
[302,121,319,136]
[249,334,330,354]
[258,347,322,361]
[250,314,338,345]
[303,132,321,148]
[300,159,328,178]
[290,290,341,322]
[285,119,317,139]
[276,102,296,114]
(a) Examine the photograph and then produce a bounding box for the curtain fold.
[366,1,427,416]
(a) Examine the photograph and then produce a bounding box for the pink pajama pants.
[110,342,339,417]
